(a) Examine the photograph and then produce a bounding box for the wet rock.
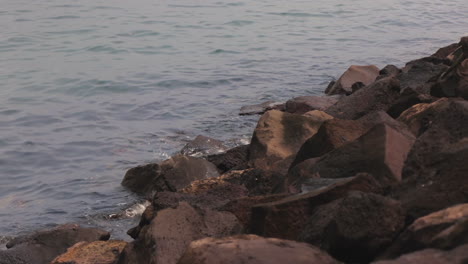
[0,224,109,264]
[51,240,127,264]
[118,202,241,264]
[284,95,340,114]
[299,191,405,263]
[373,244,468,264]
[395,98,468,219]
[251,173,381,240]
[180,135,227,157]
[121,154,219,195]
[206,144,249,173]
[325,65,380,95]
[249,110,332,173]
[380,204,468,259]
[239,101,284,116]
[308,123,415,185]
[177,235,341,264]
[325,77,401,120]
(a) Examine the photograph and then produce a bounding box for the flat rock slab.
[177,235,341,264]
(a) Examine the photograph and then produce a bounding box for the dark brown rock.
[239,101,284,116]
[299,191,405,263]
[309,123,415,185]
[377,65,401,80]
[121,154,219,195]
[325,77,401,120]
[326,65,380,95]
[251,173,381,240]
[386,88,435,118]
[180,135,226,157]
[431,59,468,99]
[0,224,109,264]
[249,110,332,173]
[395,98,468,219]
[118,202,241,264]
[177,235,341,264]
[431,42,459,59]
[380,204,468,259]
[398,57,449,94]
[284,95,340,114]
[51,240,127,264]
[373,244,468,264]
[206,144,249,173]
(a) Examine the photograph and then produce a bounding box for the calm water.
[0,0,467,239]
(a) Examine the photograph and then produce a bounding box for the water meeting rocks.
[325,65,380,95]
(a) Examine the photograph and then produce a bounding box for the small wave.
[269,12,332,18]
[47,15,80,20]
[224,20,254,26]
[210,49,240,54]
[117,30,160,38]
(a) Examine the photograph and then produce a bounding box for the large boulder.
[118,202,241,264]
[299,191,405,263]
[251,173,381,240]
[121,154,219,195]
[51,240,127,264]
[284,95,340,114]
[306,123,415,186]
[380,203,468,259]
[398,57,449,94]
[373,244,468,264]
[325,77,401,120]
[180,135,226,157]
[0,224,110,264]
[249,110,332,173]
[395,98,468,219]
[177,235,340,264]
[325,65,380,95]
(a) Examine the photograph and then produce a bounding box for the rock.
[308,123,415,185]
[220,168,285,195]
[177,235,341,264]
[395,98,468,219]
[299,191,405,263]
[398,57,449,94]
[239,101,284,116]
[325,77,401,120]
[219,194,289,231]
[377,65,401,80]
[118,202,241,264]
[380,204,468,259]
[284,95,340,114]
[206,144,249,173]
[121,154,219,195]
[373,244,468,264]
[325,65,380,95]
[0,224,109,264]
[51,240,127,264]
[431,42,459,59]
[386,88,435,118]
[251,173,381,240]
[249,110,332,173]
[180,135,226,157]
[431,59,468,99]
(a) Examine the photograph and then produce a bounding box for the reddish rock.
[0,224,109,264]
[206,144,249,173]
[251,173,381,240]
[395,98,468,219]
[325,77,401,120]
[373,244,468,264]
[249,110,331,173]
[121,154,219,195]
[325,65,380,95]
[299,191,405,263]
[177,235,341,264]
[380,203,468,259]
[284,95,340,114]
[51,240,127,264]
[309,123,415,185]
[118,202,241,264]
[180,135,226,157]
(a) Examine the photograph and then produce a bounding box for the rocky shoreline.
[2,37,468,264]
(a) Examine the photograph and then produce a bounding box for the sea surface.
[1,0,467,240]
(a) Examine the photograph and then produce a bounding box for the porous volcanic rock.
[299,191,406,263]
[206,144,249,173]
[284,95,340,114]
[51,240,127,264]
[177,235,341,264]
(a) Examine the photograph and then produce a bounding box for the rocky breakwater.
[2,36,468,264]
